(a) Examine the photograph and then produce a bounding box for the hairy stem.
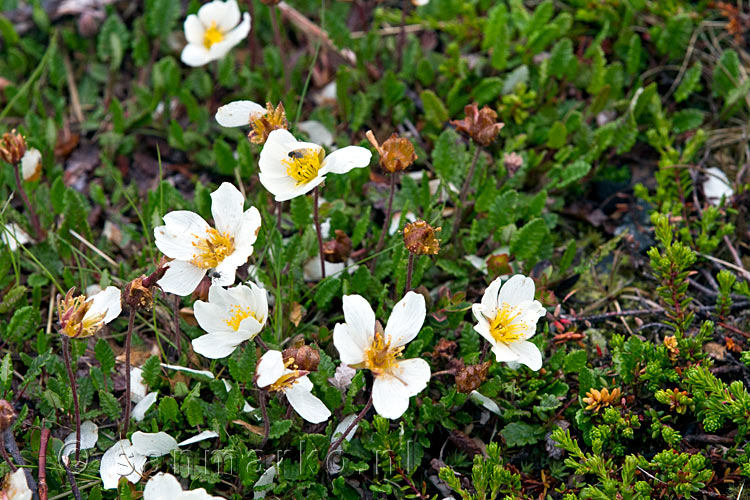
[313,186,326,279]
[406,253,415,291]
[123,308,135,435]
[452,145,482,241]
[61,336,81,463]
[259,391,270,448]
[370,172,397,271]
[38,428,50,500]
[326,394,373,465]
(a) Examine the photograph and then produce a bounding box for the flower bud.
[455,362,490,393]
[249,102,288,144]
[0,130,26,165]
[403,220,441,255]
[451,104,504,147]
[323,230,352,263]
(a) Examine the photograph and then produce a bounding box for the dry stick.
[405,253,415,291]
[38,428,50,500]
[62,459,81,500]
[61,336,81,463]
[388,450,428,500]
[325,394,373,465]
[370,172,397,271]
[313,186,326,279]
[122,308,135,435]
[451,146,482,241]
[11,162,44,240]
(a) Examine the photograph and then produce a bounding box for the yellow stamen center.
[364,332,403,376]
[203,22,224,49]
[224,304,261,331]
[57,293,107,338]
[269,359,301,392]
[282,149,324,185]
[489,302,526,344]
[191,227,235,269]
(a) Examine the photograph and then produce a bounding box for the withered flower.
[375,133,417,173]
[249,102,288,144]
[455,362,490,394]
[323,230,352,263]
[57,287,122,338]
[503,152,523,176]
[0,130,26,165]
[451,104,504,147]
[282,344,321,373]
[403,220,441,255]
[582,387,622,413]
[0,399,15,433]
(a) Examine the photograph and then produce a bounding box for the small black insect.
[207,269,223,280]
[287,149,307,159]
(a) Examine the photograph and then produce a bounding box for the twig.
[699,252,750,281]
[406,253,415,291]
[38,428,50,500]
[68,230,117,267]
[0,433,16,472]
[122,308,135,435]
[62,458,81,500]
[326,394,373,467]
[254,335,269,351]
[259,391,270,448]
[388,449,428,500]
[61,336,81,462]
[62,51,84,124]
[313,186,326,279]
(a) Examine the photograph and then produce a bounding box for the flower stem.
[62,456,82,500]
[370,172,397,271]
[325,393,373,466]
[61,336,81,463]
[0,434,16,472]
[2,428,39,500]
[451,145,482,242]
[313,186,326,279]
[172,295,181,361]
[406,253,415,291]
[259,390,270,448]
[11,161,44,240]
[122,308,135,435]
[38,427,50,500]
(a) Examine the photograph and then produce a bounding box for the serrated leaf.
[159,396,180,424]
[420,90,449,126]
[626,34,642,75]
[97,15,129,64]
[290,196,311,230]
[501,422,544,447]
[549,38,574,78]
[99,389,121,420]
[675,62,702,102]
[7,306,38,342]
[183,398,205,427]
[713,50,740,98]
[432,128,466,188]
[141,355,161,388]
[314,277,341,308]
[472,77,503,106]
[672,109,704,134]
[269,419,292,439]
[509,218,548,261]
[94,338,115,376]
[145,0,181,36]
[0,353,10,392]
[546,121,567,149]
[563,350,588,374]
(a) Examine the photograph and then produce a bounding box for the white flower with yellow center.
[144,473,225,500]
[333,292,431,420]
[256,350,331,424]
[472,274,546,371]
[154,182,261,296]
[181,0,251,67]
[258,129,372,201]
[57,286,122,338]
[192,282,268,358]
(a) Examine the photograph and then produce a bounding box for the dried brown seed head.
[0,130,26,165]
[403,220,441,255]
[455,362,490,394]
[378,133,417,173]
[0,400,15,433]
[451,104,504,147]
[249,102,288,144]
[282,345,320,372]
[123,276,154,311]
[323,230,352,263]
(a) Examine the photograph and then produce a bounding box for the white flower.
[58,286,122,338]
[61,420,99,461]
[144,473,225,500]
[333,292,431,419]
[1,469,32,500]
[154,182,261,296]
[215,100,265,127]
[256,350,331,423]
[181,0,250,67]
[192,282,268,358]
[472,274,546,371]
[258,129,372,201]
[703,167,733,206]
[20,147,42,182]
[0,223,32,251]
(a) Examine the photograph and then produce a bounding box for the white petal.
[21,148,42,181]
[130,367,148,402]
[4,469,32,500]
[480,276,503,317]
[491,341,518,362]
[194,301,233,335]
[204,11,250,62]
[297,121,334,147]
[259,129,301,177]
[302,256,346,282]
[497,274,536,307]
[285,378,331,423]
[160,363,215,379]
[384,291,426,347]
[388,211,416,235]
[192,331,253,359]
[1,223,32,251]
[391,358,431,397]
[507,340,543,371]
[211,182,245,235]
[256,350,285,388]
[132,392,158,422]
[154,210,208,260]
[61,420,98,460]
[183,15,205,45]
[100,440,146,490]
[515,300,546,339]
[253,464,277,499]
[216,0,241,31]
[469,391,501,416]
[341,294,375,347]
[178,430,219,447]
[157,260,206,296]
[333,324,366,365]
[144,473,183,500]
[85,286,121,324]
[704,167,733,206]
[331,414,359,443]
[372,374,410,420]
[259,172,324,202]
[181,43,212,67]
[131,431,178,457]
[321,146,372,174]
[216,100,265,127]
[232,206,262,253]
[197,0,230,27]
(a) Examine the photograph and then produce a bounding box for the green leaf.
[509,218,548,261]
[558,159,591,189]
[145,0,181,36]
[382,70,406,108]
[183,398,204,427]
[432,128,465,187]
[94,338,115,376]
[472,77,503,106]
[546,121,567,149]
[672,109,704,134]
[549,38,575,78]
[141,355,161,388]
[269,419,293,439]
[99,389,122,420]
[0,353,11,392]
[675,62,702,102]
[626,34,642,75]
[97,15,129,65]
[713,50,740,98]
[420,90,449,126]
[7,306,38,342]
[214,139,235,175]
[314,277,341,309]
[501,422,544,447]
[159,396,181,424]
[0,15,19,45]
[290,196,312,230]
[484,4,509,69]
[564,350,588,374]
